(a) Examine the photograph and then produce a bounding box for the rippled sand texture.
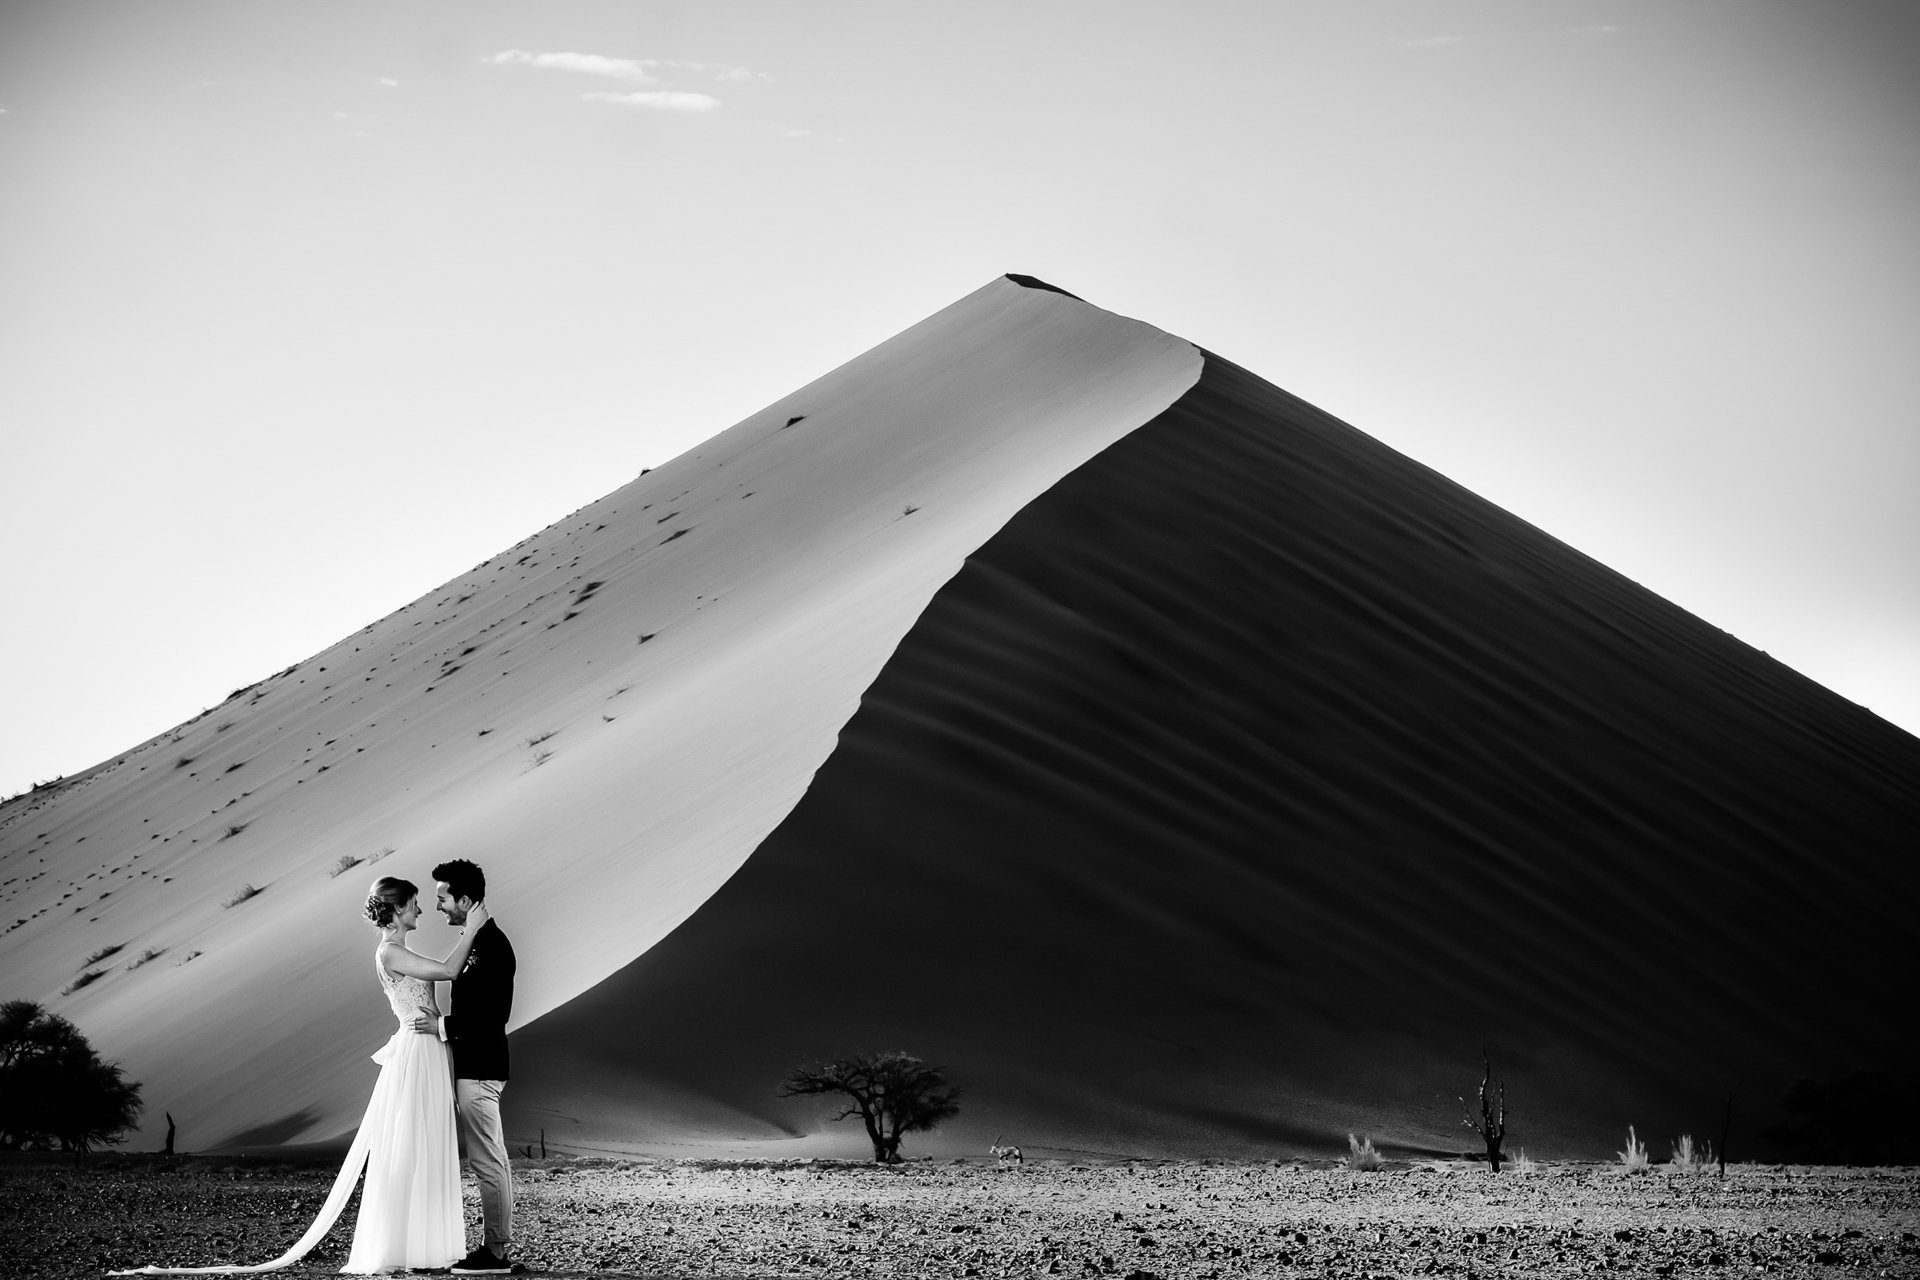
[517,343,1920,1160]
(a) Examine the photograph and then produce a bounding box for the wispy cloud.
[667,59,771,83]
[377,77,399,88]
[1574,24,1621,36]
[583,90,721,113]
[485,50,658,82]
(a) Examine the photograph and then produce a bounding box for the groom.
[412,858,518,1276]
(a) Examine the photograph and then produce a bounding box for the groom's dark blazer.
[445,916,515,1081]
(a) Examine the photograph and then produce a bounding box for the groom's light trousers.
[456,1079,513,1251]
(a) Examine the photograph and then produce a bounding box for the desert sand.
[3,275,1916,1167]
[0,277,1198,1151]
[8,1153,1917,1279]
[514,342,1920,1161]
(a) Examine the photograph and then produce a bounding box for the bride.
[114,876,486,1274]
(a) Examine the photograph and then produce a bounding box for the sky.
[2,1,1916,798]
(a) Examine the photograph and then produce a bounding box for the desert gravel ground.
[5,1154,1917,1278]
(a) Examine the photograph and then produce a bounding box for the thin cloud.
[1574,24,1621,35]
[583,90,721,112]
[665,59,771,83]
[485,50,658,82]
[377,78,399,88]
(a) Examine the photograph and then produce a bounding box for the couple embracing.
[115,860,519,1275]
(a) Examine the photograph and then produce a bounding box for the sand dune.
[511,322,1920,1162]
[0,277,1199,1150]
[5,277,1914,1164]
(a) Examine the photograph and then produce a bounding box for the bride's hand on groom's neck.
[467,901,490,929]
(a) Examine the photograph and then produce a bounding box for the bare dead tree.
[1460,1051,1507,1173]
[779,1051,960,1163]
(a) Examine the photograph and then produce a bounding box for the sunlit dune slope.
[514,346,1920,1162]
[0,277,1201,1150]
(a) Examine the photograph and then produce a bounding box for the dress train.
[110,977,462,1274]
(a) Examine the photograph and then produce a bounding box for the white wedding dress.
[113,953,464,1274]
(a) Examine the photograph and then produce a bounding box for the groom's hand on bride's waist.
[409,1007,439,1035]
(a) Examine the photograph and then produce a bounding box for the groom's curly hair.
[432,859,486,904]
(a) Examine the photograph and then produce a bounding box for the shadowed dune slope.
[516,347,1920,1162]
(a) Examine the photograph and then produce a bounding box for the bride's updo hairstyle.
[363,876,418,928]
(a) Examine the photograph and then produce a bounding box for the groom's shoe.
[450,1246,511,1274]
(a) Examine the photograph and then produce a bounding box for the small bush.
[1509,1148,1539,1174]
[328,855,362,879]
[367,846,393,865]
[1346,1134,1384,1171]
[174,951,202,966]
[531,749,554,768]
[0,1001,144,1150]
[1669,1133,1715,1173]
[125,948,166,971]
[61,970,105,996]
[82,945,124,967]
[525,731,556,748]
[219,823,249,841]
[1618,1125,1651,1173]
[221,884,261,909]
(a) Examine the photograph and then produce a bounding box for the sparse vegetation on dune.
[1346,1133,1384,1170]
[327,855,361,879]
[220,884,260,909]
[124,948,165,971]
[60,970,105,996]
[82,945,124,967]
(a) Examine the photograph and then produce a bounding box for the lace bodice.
[377,950,437,1025]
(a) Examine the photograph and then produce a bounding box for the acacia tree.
[0,1000,144,1151]
[1460,1051,1507,1173]
[779,1051,960,1163]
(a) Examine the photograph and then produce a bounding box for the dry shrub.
[221,884,260,909]
[1346,1134,1385,1171]
[1618,1125,1651,1173]
[1669,1133,1716,1173]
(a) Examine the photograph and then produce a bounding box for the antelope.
[989,1135,1023,1165]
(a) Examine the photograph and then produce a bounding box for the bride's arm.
[379,903,490,982]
